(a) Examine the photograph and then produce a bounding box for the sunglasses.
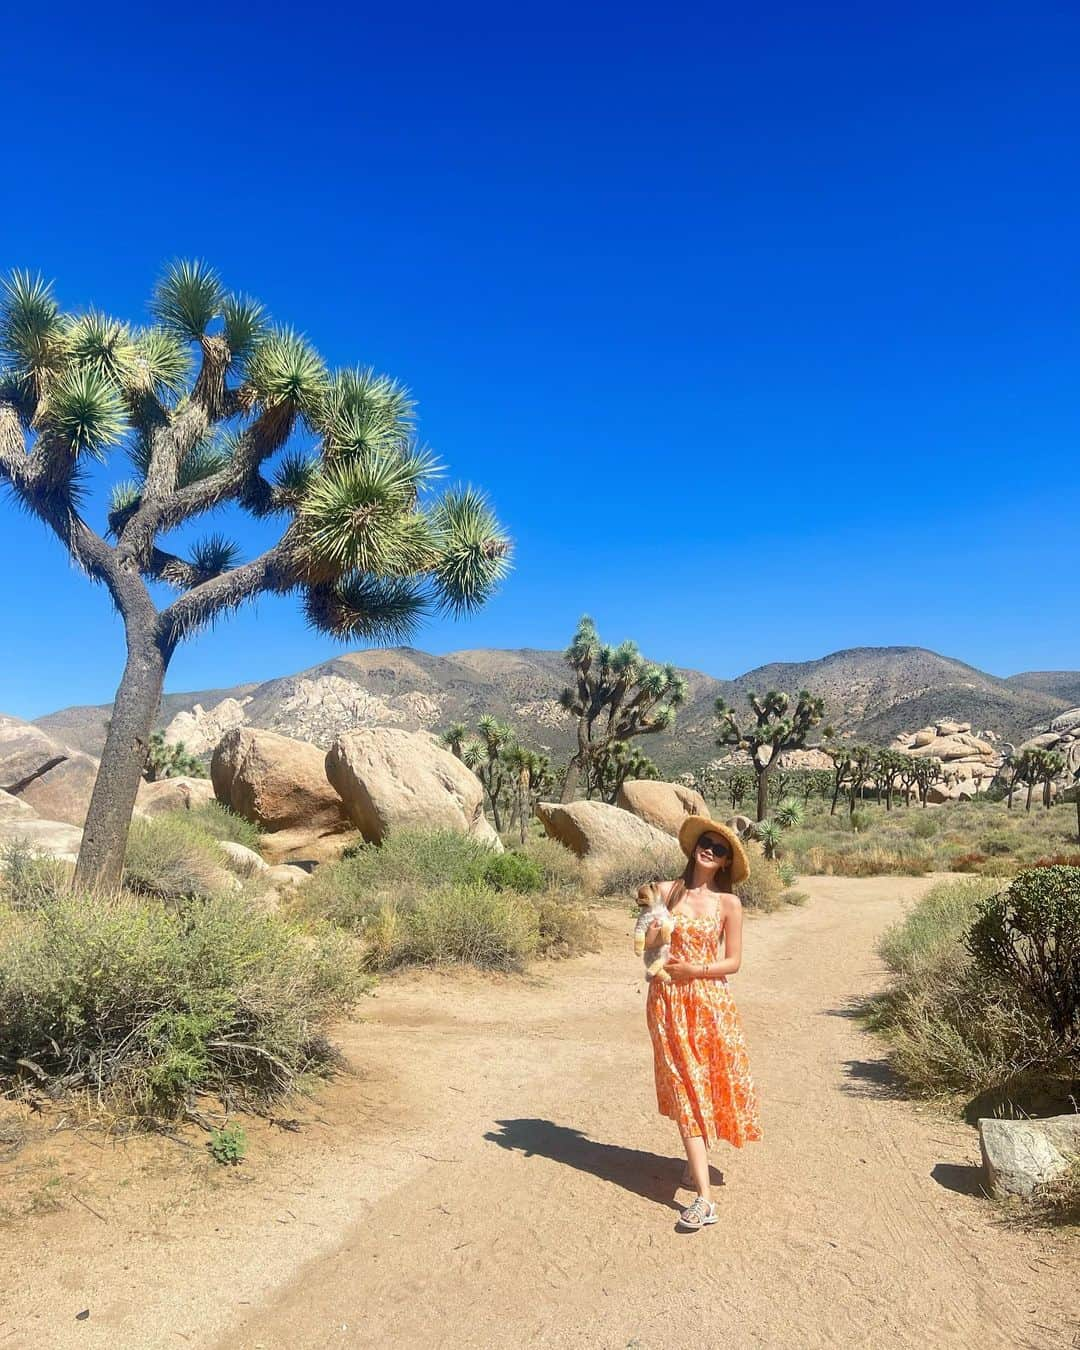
[696,835,731,857]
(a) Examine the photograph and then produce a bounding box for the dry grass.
[782,798,1079,878]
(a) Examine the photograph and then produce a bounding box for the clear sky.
[2,2,1077,720]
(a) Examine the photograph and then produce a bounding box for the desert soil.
[1,874,1078,1350]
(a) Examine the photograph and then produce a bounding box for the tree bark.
[756,765,770,822]
[73,628,169,894]
[560,723,589,803]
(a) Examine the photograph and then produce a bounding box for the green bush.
[480,850,544,893]
[0,885,367,1119]
[868,876,1076,1107]
[124,815,234,901]
[968,866,1080,1042]
[911,813,939,839]
[183,802,263,853]
[358,884,540,972]
[208,1124,248,1165]
[775,800,804,829]
[781,889,810,906]
[849,810,872,833]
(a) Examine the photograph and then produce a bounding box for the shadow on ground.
[931,1162,987,1197]
[484,1118,721,1211]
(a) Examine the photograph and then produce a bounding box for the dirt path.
[2,875,1077,1349]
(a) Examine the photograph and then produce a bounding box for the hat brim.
[677,816,750,885]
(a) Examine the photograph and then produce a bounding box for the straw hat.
[677,815,750,885]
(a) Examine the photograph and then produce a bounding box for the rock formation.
[0,715,100,826]
[534,800,680,886]
[325,728,500,849]
[615,779,708,836]
[211,727,356,864]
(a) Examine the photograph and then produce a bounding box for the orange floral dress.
[646,912,762,1149]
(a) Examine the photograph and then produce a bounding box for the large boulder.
[211,728,355,864]
[615,780,708,837]
[0,815,83,862]
[534,800,679,886]
[979,1115,1080,1200]
[135,776,217,818]
[0,715,100,827]
[325,728,500,849]
[1017,712,1080,780]
[0,789,35,821]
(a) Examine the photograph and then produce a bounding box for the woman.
[644,815,762,1230]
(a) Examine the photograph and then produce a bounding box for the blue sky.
[1,2,1077,719]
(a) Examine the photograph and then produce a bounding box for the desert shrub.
[954,852,988,873]
[979,832,1014,856]
[812,845,933,877]
[124,815,234,901]
[358,884,540,972]
[775,800,804,829]
[182,802,263,853]
[735,862,785,913]
[910,813,939,839]
[0,886,367,1118]
[778,861,798,887]
[1032,854,1080,869]
[0,840,69,910]
[878,877,1000,979]
[480,850,544,893]
[968,867,1080,1042]
[534,894,601,960]
[520,835,585,895]
[1033,1155,1080,1225]
[781,889,809,906]
[849,810,872,833]
[869,876,1077,1106]
[593,844,685,898]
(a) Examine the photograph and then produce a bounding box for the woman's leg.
[680,1125,711,1202]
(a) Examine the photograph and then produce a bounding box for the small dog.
[634,881,674,983]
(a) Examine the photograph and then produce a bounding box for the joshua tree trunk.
[1075,792,1079,843]
[756,764,771,822]
[560,725,589,803]
[1025,781,1034,812]
[74,627,170,894]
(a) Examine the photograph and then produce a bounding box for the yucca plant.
[774,799,804,829]
[755,819,784,861]
[558,615,686,802]
[0,263,511,893]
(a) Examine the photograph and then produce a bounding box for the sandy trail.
[2,875,1077,1349]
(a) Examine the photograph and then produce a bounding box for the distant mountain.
[1005,671,1080,707]
[32,644,1077,775]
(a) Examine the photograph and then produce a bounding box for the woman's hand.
[663,958,702,984]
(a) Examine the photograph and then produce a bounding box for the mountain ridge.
[31,644,1076,775]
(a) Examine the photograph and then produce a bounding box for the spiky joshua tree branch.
[0,263,511,892]
[557,615,686,802]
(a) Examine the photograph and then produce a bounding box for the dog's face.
[636,879,664,908]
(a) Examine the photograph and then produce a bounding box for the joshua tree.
[0,264,510,892]
[441,722,469,760]
[716,690,826,821]
[911,756,943,807]
[1037,749,1065,810]
[875,749,908,811]
[825,745,853,816]
[588,740,660,804]
[503,745,555,843]
[726,768,754,812]
[144,730,205,782]
[558,616,686,802]
[846,744,878,815]
[897,755,920,806]
[1014,749,1044,813]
